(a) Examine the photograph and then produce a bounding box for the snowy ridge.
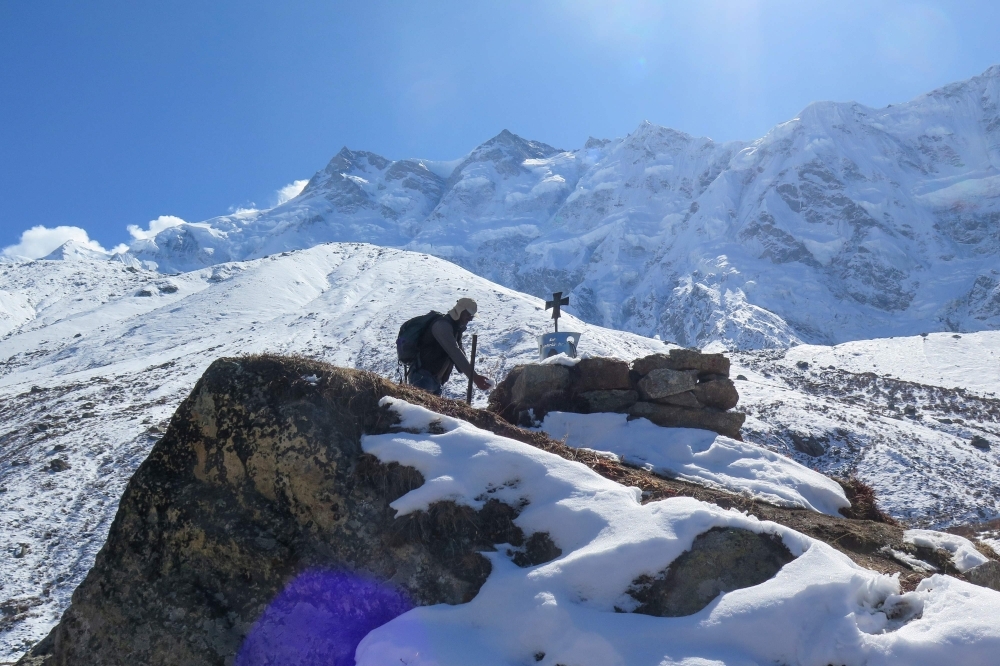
[357,398,1000,666]
[113,66,1000,349]
[1,243,999,659]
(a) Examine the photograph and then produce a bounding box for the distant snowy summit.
[116,65,1000,348]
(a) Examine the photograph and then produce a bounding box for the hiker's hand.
[474,374,492,390]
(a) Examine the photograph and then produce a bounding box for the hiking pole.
[466,334,478,405]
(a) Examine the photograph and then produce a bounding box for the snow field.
[783,332,1000,399]
[359,398,1000,666]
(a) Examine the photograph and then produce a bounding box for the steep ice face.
[130,148,449,273]
[122,67,1000,348]
[408,130,577,263]
[299,147,446,223]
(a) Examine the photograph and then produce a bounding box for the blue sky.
[2,0,1000,256]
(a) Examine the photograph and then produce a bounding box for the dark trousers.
[407,368,442,396]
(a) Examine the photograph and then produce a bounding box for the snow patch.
[538,412,850,516]
[468,225,540,245]
[915,174,1000,207]
[904,529,990,573]
[800,236,845,265]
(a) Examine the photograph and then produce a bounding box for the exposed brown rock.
[691,379,740,410]
[790,432,826,457]
[631,353,672,377]
[574,358,631,392]
[511,364,571,405]
[966,561,1000,591]
[633,350,730,378]
[578,390,638,413]
[487,365,524,423]
[629,402,746,440]
[19,357,559,666]
[628,528,794,617]
[664,349,730,377]
[489,352,745,439]
[654,391,702,409]
[636,369,699,401]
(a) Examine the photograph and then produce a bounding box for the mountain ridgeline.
[127,67,1000,349]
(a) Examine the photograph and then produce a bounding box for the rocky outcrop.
[627,528,794,617]
[966,561,1000,592]
[489,349,746,439]
[628,402,746,440]
[18,353,997,665]
[18,356,560,666]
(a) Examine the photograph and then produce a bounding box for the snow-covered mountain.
[4,65,1000,661]
[2,243,999,659]
[124,67,1000,348]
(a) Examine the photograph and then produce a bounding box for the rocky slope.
[2,243,999,660]
[16,357,546,664]
[0,243,668,659]
[122,67,1000,348]
[17,355,993,665]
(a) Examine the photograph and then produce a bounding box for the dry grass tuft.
[834,476,898,525]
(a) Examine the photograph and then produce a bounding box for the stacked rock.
[487,349,746,440]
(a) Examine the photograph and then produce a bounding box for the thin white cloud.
[275,179,309,206]
[228,204,258,215]
[127,215,187,241]
[1,225,111,259]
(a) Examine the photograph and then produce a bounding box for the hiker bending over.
[403,298,491,396]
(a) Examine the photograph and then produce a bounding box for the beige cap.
[449,297,478,320]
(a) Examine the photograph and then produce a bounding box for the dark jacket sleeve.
[431,318,473,378]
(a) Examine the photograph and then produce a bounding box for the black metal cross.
[545,291,570,332]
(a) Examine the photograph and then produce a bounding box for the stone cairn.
[488,349,745,440]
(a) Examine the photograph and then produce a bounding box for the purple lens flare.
[236,570,413,666]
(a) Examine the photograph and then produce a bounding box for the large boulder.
[19,357,559,666]
[574,358,631,393]
[628,527,793,617]
[632,353,672,377]
[636,368,699,401]
[629,402,746,440]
